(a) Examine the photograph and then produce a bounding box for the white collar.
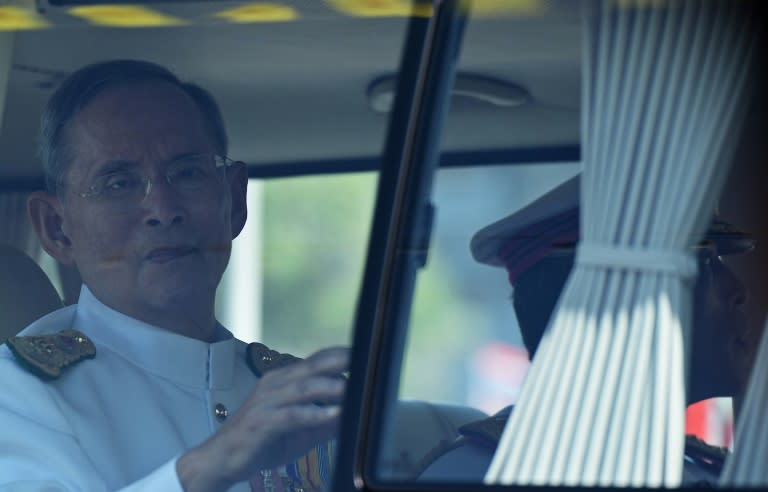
[72,285,239,389]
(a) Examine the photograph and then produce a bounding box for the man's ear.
[228,161,248,239]
[27,191,75,265]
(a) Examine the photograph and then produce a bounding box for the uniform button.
[214,403,228,422]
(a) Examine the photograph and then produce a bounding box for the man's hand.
[177,346,349,492]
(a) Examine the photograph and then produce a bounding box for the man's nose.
[141,175,186,227]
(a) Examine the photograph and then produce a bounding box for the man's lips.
[145,246,198,263]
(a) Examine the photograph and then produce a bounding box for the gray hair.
[39,59,228,193]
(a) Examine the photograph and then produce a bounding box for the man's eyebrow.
[93,159,140,176]
[91,152,209,176]
[168,151,209,162]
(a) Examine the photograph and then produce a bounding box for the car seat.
[379,399,488,480]
[0,243,63,342]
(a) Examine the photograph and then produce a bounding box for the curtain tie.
[576,242,698,278]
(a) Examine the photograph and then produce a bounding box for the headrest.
[470,175,755,284]
[0,244,63,342]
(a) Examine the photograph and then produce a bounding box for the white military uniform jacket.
[0,285,259,491]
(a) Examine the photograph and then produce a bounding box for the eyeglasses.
[77,153,234,204]
[693,241,721,267]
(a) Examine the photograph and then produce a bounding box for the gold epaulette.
[5,329,95,380]
[246,341,302,377]
[417,436,466,475]
[457,412,510,447]
[685,434,729,473]
[416,411,511,476]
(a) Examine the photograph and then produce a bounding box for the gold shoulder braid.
[457,413,509,447]
[685,434,729,474]
[417,437,466,477]
[416,412,509,476]
[246,341,302,377]
[5,329,95,380]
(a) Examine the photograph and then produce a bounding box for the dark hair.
[512,253,574,359]
[39,59,228,193]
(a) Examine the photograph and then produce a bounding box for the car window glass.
[217,173,376,352]
[365,2,768,487]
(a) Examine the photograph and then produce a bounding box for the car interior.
[0,0,766,490]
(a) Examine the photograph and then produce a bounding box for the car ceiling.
[0,0,581,181]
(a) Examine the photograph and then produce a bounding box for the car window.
[400,163,579,410]
[216,173,377,353]
[1,1,766,490]
[350,1,768,488]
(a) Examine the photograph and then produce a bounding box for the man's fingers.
[282,403,342,424]
[257,373,346,409]
[202,349,347,484]
[238,346,349,420]
[257,347,350,388]
[302,346,350,375]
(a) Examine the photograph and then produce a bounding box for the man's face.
[54,80,245,324]
[690,244,751,401]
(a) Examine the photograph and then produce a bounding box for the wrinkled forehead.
[64,81,213,180]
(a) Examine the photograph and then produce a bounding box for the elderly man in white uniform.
[0,60,346,492]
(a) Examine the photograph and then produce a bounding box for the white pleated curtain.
[721,316,768,487]
[486,0,758,487]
